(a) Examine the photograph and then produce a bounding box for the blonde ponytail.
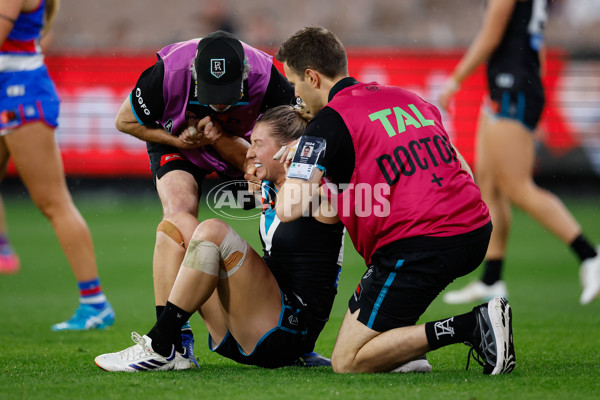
[257,104,313,145]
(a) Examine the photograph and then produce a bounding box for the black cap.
[195,31,245,106]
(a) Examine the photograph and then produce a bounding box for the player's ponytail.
[292,102,312,124]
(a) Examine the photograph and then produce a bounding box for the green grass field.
[0,189,599,399]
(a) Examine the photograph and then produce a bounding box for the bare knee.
[331,348,364,373]
[192,218,231,244]
[499,179,538,210]
[331,352,353,373]
[332,356,369,373]
[32,192,73,221]
[183,219,246,279]
[157,212,202,248]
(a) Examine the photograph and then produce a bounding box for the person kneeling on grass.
[95,105,346,371]
[274,27,514,375]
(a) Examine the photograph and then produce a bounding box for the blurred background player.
[0,194,18,274]
[438,0,600,305]
[0,0,114,328]
[114,31,296,365]
[95,105,342,371]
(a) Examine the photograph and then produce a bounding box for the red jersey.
[321,82,490,265]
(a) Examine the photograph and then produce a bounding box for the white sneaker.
[391,356,432,373]
[580,246,600,305]
[443,280,507,304]
[95,332,181,372]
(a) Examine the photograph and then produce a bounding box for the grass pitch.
[0,187,599,400]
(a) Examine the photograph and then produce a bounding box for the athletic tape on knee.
[181,239,220,276]
[157,220,185,248]
[218,228,248,279]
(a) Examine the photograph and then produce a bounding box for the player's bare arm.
[0,0,24,44]
[438,0,516,111]
[312,186,340,224]
[276,170,324,223]
[115,95,181,147]
[115,96,208,149]
[211,132,251,173]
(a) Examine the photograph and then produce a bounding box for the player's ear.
[304,69,320,89]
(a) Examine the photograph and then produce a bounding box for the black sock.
[155,305,165,321]
[425,310,477,350]
[481,259,503,285]
[570,234,598,262]
[147,301,192,356]
[157,305,191,334]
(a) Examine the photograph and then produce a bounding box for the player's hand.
[438,77,460,112]
[275,139,299,173]
[197,116,222,143]
[244,164,261,194]
[179,123,201,143]
[178,116,222,148]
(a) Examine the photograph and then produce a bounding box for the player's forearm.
[451,40,492,85]
[114,96,179,146]
[115,118,179,146]
[276,174,322,223]
[0,20,14,45]
[276,180,308,222]
[211,134,250,172]
[0,1,23,45]
[451,27,503,85]
[312,186,340,224]
[451,0,515,84]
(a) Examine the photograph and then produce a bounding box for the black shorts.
[348,222,492,332]
[487,72,545,131]
[146,142,252,206]
[147,142,209,186]
[208,291,313,368]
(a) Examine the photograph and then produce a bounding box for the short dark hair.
[276,26,348,79]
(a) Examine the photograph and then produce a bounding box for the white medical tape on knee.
[181,239,220,276]
[218,228,248,279]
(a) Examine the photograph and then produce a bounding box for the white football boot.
[95,332,187,372]
[443,280,507,304]
[391,355,432,373]
[580,246,600,305]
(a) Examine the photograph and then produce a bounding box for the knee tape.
[182,239,221,276]
[157,220,185,248]
[180,228,248,279]
[218,228,248,279]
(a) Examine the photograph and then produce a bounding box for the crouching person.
[95,105,344,371]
